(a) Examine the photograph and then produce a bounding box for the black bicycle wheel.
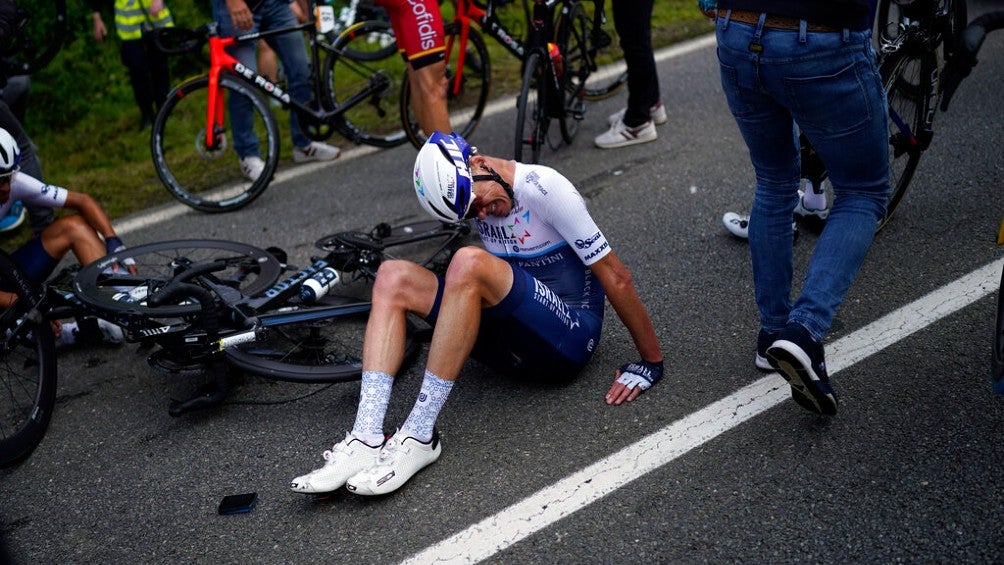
[578,0,626,101]
[878,49,927,230]
[0,252,57,468]
[323,20,410,148]
[73,240,283,322]
[224,295,422,383]
[514,51,549,163]
[402,21,492,149]
[1,0,68,75]
[556,1,589,144]
[151,75,280,213]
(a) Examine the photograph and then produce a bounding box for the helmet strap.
[471,167,514,203]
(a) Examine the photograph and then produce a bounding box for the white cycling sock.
[802,181,827,210]
[401,370,454,443]
[351,370,394,446]
[56,321,79,346]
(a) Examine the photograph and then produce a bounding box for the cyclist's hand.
[105,236,138,275]
[605,359,664,405]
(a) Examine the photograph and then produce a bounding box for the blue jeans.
[212,0,313,156]
[716,13,890,341]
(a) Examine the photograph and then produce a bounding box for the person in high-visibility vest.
[90,0,174,130]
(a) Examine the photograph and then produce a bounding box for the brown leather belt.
[725,9,841,33]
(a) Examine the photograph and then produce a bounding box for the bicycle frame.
[200,20,389,150]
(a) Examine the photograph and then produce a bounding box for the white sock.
[802,181,827,210]
[351,371,394,446]
[401,370,454,443]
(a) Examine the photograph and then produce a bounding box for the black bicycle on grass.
[0,219,470,468]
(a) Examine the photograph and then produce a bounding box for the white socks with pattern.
[402,370,454,443]
[351,370,394,446]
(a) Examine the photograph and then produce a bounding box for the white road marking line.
[402,257,1003,564]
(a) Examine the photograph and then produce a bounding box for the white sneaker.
[345,429,441,496]
[594,119,657,149]
[722,212,798,240]
[290,432,383,494]
[722,211,751,239]
[608,101,668,126]
[793,189,830,220]
[293,141,341,163]
[240,156,266,181]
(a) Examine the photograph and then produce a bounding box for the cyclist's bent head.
[413,131,476,223]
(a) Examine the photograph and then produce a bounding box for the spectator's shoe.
[608,101,668,126]
[240,156,266,181]
[793,189,830,221]
[767,323,838,416]
[755,329,777,371]
[58,318,124,347]
[0,201,26,232]
[345,429,441,496]
[722,212,798,240]
[722,212,750,239]
[594,119,657,149]
[290,432,383,494]
[293,141,341,163]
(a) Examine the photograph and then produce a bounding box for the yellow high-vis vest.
[114,0,174,40]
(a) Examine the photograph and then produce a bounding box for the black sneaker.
[755,329,777,371]
[766,323,838,415]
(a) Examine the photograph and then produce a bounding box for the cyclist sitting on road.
[290,131,664,496]
[0,127,132,344]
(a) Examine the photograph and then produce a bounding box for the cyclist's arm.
[62,191,117,242]
[589,251,664,404]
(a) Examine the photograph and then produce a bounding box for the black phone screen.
[218,492,258,515]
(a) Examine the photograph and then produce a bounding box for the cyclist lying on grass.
[0,127,133,344]
[291,131,664,496]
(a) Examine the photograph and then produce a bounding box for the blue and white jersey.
[1,172,68,215]
[474,162,610,315]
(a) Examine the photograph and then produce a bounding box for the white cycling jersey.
[474,162,611,315]
[1,172,68,216]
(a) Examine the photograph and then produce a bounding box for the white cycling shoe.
[722,212,798,240]
[290,432,383,494]
[345,429,441,496]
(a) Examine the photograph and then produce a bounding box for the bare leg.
[409,61,451,137]
[424,247,513,380]
[38,216,106,266]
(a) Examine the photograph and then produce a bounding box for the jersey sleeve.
[533,167,611,266]
[11,173,69,209]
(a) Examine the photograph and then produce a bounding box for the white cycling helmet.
[0,128,21,176]
[413,131,476,223]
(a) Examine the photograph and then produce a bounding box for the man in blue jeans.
[714,2,889,416]
[214,0,340,180]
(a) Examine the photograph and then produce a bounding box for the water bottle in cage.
[299,267,340,303]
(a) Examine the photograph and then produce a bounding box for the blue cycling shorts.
[9,237,58,285]
[426,263,602,384]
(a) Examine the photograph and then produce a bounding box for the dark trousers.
[120,37,171,120]
[612,0,661,127]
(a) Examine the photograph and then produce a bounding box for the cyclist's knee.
[373,259,433,305]
[443,247,495,289]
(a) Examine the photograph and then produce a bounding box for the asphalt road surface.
[2,5,1002,563]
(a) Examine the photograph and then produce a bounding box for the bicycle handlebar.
[940,11,1004,111]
